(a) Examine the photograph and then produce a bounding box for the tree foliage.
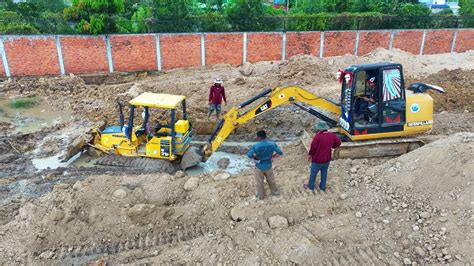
[0,0,471,34]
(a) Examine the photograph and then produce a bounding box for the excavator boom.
[203,86,341,161]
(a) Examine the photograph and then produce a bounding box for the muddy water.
[32,152,81,171]
[0,97,73,134]
[186,151,253,176]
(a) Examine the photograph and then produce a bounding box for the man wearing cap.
[247,130,283,200]
[354,76,377,120]
[208,78,227,120]
[304,121,341,192]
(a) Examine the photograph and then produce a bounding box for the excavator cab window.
[353,69,379,126]
[380,67,405,125]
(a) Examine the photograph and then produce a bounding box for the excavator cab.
[338,63,434,141]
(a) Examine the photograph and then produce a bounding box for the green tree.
[460,0,474,15]
[64,0,126,34]
[131,5,153,32]
[459,0,474,27]
[396,3,432,29]
[225,0,283,31]
[149,0,192,32]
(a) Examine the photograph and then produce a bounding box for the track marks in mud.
[321,245,397,265]
[43,223,211,262]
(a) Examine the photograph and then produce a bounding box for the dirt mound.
[380,132,473,197]
[362,133,474,263]
[0,173,187,261]
[407,69,474,112]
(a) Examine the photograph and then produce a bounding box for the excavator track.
[334,137,424,159]
[301,130,424,159]
[95,155,177,173]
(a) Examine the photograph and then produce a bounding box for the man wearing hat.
[304,121,341,192]
[208,78,227,120]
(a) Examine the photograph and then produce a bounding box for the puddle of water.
[32,152,81,171]
[186,151,253,176]
[0,96,73,134]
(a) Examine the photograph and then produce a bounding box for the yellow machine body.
[91,93,192,161]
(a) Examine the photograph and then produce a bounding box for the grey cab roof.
[346,62,402,71]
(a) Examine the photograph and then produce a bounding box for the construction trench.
[0,48,473,264]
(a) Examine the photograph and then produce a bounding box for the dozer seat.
[102,126,122,134]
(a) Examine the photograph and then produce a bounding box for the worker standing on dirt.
[208,78,227,120]
[247,130,283,200]
[304,121,341,192]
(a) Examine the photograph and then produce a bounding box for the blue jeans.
[355,100,369,116]
[308,162,330,191]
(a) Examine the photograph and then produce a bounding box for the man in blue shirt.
[247,130,283,200]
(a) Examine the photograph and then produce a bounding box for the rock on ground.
[184,177,200,191]
[213,172,231,181]
[268,215,289,229]
[217,157,230,169]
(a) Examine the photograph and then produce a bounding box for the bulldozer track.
[321,245,398,266]
[47,224,211,262]
[95,155,177,173]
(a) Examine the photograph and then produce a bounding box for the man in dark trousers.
[247,130,283,200]
[208,78,226,120]
[304,121,341,192]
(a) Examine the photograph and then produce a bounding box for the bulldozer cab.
[339,63,407,138]
[99,92,192,160]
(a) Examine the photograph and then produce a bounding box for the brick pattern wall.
[61,36,108,74]
[0,59,4,77]
[324,31,356,57]
[455,29,474,53]
[358,31,390,55]
[160,34,201,70]
[423,30,455,54]
[247,33,282,63]
[1,29,474,77]
[111,35,157,72]
[205,33,243,65]
[392,31,424,55]
[4,36,60,76]
[286,32,321,58]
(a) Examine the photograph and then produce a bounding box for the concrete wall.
[1,28,473,77]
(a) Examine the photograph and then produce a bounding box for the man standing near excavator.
[247,130,283,200]
[208,78,227,120]
[305,121,341,192]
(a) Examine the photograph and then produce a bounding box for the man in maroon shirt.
[304,121,341,192]
[208,78,227,120]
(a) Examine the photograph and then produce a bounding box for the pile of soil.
[352,132,474,264]
[407,69,474,112]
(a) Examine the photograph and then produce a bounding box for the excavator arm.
[202,86,341,161]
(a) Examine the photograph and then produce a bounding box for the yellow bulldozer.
[66,62,444,170]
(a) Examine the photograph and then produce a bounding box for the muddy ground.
[0,48,473,264]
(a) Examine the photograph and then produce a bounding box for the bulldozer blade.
[63,134,93,162]
[192,118,218,135]
[300,130,424,159]
[62,121,106,162]
[180,146,203,170]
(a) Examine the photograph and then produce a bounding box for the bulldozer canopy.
[129,92,186,109]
